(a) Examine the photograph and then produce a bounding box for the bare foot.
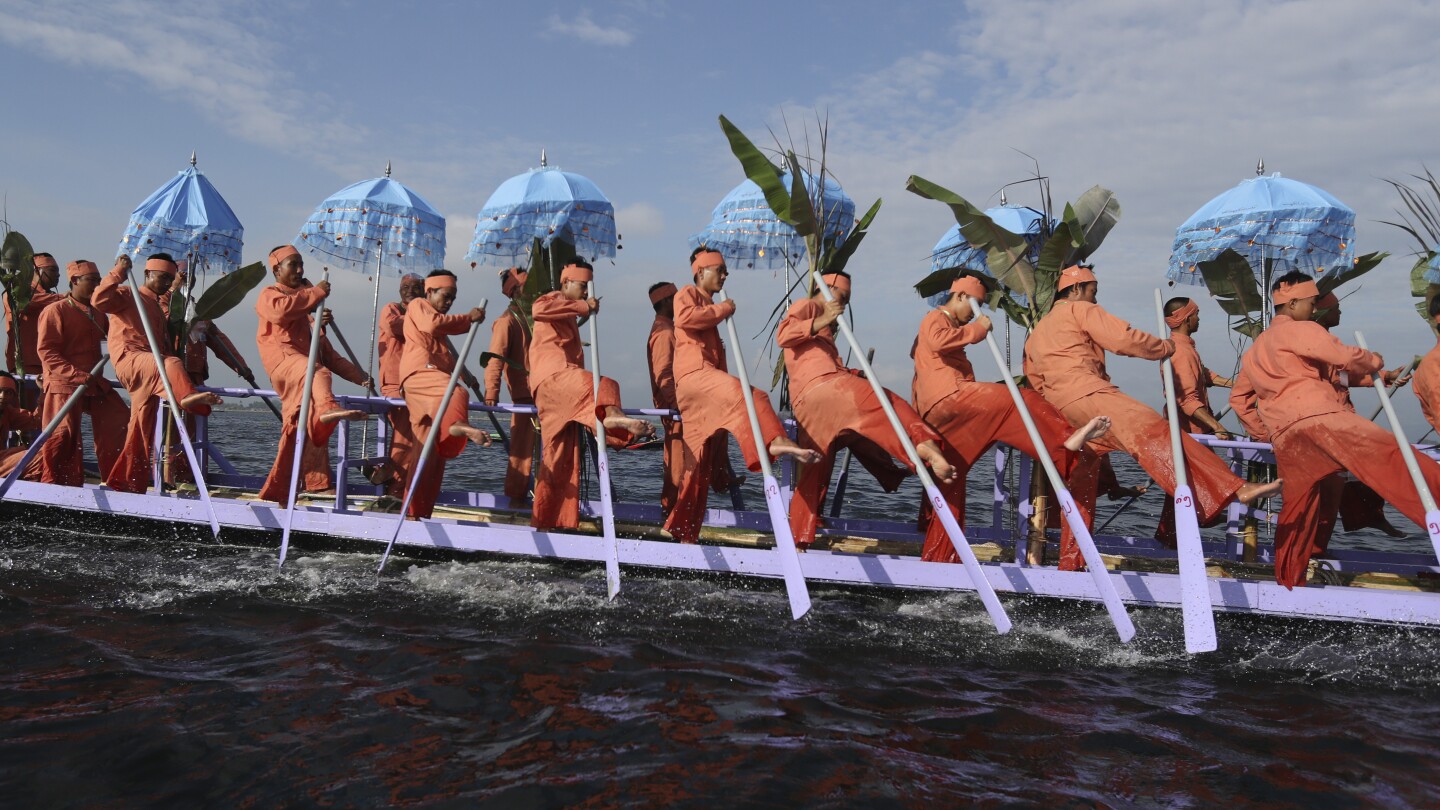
[1065,416,1111,452]
[449,423,493,447]
[768,437,823,465]
[917,440,956,484]
[318,408,366,424]
[1237,479,1283,505]
[180,391,222,411]
[603,414,654,439]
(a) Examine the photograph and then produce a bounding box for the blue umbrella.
[296,164,446,274]
[926,205,1053,305]
[690,169,855,271]
[1425,250,1440,285]
[116,153,243,274]
[466,155,617,268]
[1167,172,1355,288]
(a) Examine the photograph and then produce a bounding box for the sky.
[2,0,1440,433]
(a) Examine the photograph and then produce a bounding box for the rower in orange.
[484,267,536,503]
[0,371,41,478]
[1238,272,1440,588]
[4,251,63,379]
[1023,264,1280,570]
[91,254,222,493]
[399,270,491,519]
[368,272,425,497]
[662,248,820,544]
[1413,294,1440,437]
[529,260,654,531]
[34,260,127,486]
[779,270,957,548]
[912,274,1110,562]
[254,246,369,505]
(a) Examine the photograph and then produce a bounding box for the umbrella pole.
[1155,290,1219,653]
[0,357,108,502]
[362,249,383,457]
[279,270,330,566]
[123,269,221,538]
[1356,331,1440,564]
[378,298,488,573]
[714,289,811,620]
[807,274,1010,633]
[587,278,622,600]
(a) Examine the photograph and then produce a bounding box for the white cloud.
[545,10,634,47]
[615,202,664,241]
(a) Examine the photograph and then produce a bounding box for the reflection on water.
[2,408,1437,804]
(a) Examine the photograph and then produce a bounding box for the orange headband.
[145,257,177,274]
[33,255,59,271]
[500,268,527,298]
[560,264,593,284]
[0,376,15,393]
[648,282,678,305]
[1164,299,1198,329]
[1316,291,1339,310]
[691,250,725,275]
[67,260,99,280]
[424,275,457,292]
[949,275,986,300]
[269,245,301,268]
[1056,264,1097,292]
[1271,278,1319,306]
[820,273,851,295]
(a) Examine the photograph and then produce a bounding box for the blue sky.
[3,0,1440,432]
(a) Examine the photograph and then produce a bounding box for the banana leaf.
[1033,219,1079,319]
[1198,249,1265,317]
[824,198,882,275]
[0,231,36,312]
[719,116,793,225]
[1318,251,1388,296]
[1067,186,1121,263]
[784,152,817,239]
[1232,316,1264,339]
[905,175,1035,299]
[193,261,268,323]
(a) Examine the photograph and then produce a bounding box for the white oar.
[1356,331,1440,564]
[715,289,812,620]
[279,270,330,567]
[980,327,1135,642]
[124,268,220,538]
[377,298,488,573]
[0,356,108,501]
[587,279,622,599]
[810,273,1010,633]
[1155,290,1218,653]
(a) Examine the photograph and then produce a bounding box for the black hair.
[1428,293,1440,321]
[426,269,457,280]
[0,370,15,382]
[1058,280,1093,299]
[1163,297,1192,317]
[690,245,722,263]
[1270,270,1313,293]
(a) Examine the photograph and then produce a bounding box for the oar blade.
[1055,488,1136,643]
[927,485,1012,634]
[1425,510,1440,566]
[762,474,812,620]
[1172,484,1218,653]
[595,431,621,601]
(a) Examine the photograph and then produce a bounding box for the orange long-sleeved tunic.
[377,301,407,398]
[1413,337,1440,436]
[484,304,535,501]
[34,296,127,486]
[5,278,63,374]
[398,298,475,519]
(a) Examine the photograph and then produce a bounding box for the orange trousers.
[106,352,204,493]
[530,370,631,531]
[1271,413,1440,588]
[40,387,128,487]
[503,399,536,502]
[402,370,474,520]
[664,367,786,543]
[1056,390,1242,571]
[384,403,417,499]
[921,384,1091,563]
[258,357,344,504]
[789,374,935,547]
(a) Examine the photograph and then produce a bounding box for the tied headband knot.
[648,282,678,305]
[1271,278,1320,306]
[33,256,59,271]
[269,245,301,269]
[690,249,724,275]
[1164,300,1199,329]
[1056,264,1097,292]
[949,275,986,300]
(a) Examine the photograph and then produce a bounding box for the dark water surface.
[4,409,1440,806]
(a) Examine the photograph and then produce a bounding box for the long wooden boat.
[6,383,1440,633]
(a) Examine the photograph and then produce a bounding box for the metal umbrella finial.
[999,189,1008,206]
[385,161,392,178]
[540,149,548,168]
[1256,158,1265,176]
[190,150,197,167]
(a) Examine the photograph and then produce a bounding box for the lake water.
[2,409,1438,806]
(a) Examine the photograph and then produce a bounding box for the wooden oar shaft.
[0,356,107,501]
[1155,291,1191,489]
[279,271,330,566]
[810,273,1009,632]
[1357,332,1438,512]
[124,270,220,537]
[378,298,488,573]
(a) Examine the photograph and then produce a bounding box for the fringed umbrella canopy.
[466,163,617,267]
[296,173,446,274]
[689,170,855,271]
[117,161,243,274]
